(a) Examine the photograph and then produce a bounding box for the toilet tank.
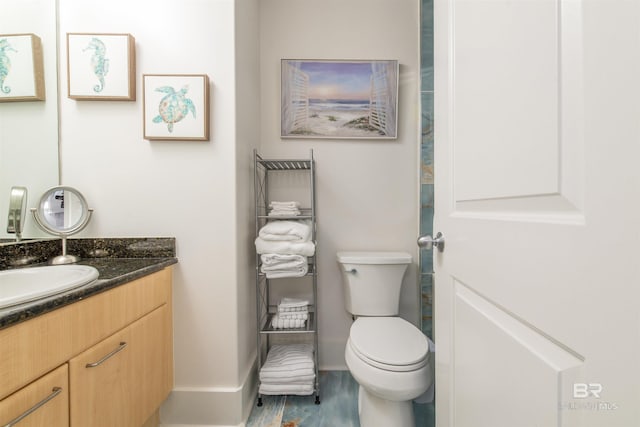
[336,251,412,316]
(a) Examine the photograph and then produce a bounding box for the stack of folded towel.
[259,343,315,396]
[261,254,308,278]
[268,201,301,217]
[255,220,315,261]
[271,297,309,329]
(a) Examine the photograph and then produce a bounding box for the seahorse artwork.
[152,86,196,133]
[0,38,17,95]
[83,38,109,93]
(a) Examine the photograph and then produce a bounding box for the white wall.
[259,0,421,369]
[58,0,417,424]
[58,0,259,425]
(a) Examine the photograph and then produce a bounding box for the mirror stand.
[31,186,93,265]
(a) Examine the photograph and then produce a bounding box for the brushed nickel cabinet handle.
[85,341,127,368]
[3,387,62,427]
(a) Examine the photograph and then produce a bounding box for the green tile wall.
[420,0,434,340]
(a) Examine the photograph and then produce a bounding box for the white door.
[433,0,640,426]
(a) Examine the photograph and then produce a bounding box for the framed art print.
[67,33,135,100]
[143,74,210,141]
[281,59,398,139]
[0,34,45,102]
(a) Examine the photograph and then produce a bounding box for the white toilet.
[337,251,432,427]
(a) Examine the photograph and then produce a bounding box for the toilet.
[337,251,432,427]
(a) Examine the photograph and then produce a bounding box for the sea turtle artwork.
[83,38,109,93]
[0,38,17,94]
[152,85,196,133]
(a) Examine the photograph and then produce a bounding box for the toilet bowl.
[336,251,433,427]
[345,317,431,427]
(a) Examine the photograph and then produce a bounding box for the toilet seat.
[349,317,429,372]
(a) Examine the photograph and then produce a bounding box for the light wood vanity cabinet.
[0,267,173,427]
[0,364,69,427]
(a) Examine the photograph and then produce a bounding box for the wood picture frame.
[143,74,210,141]
[0,34,45,102]
[67,33,135,101]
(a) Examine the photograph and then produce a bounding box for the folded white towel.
[259,220,312,242]
[259,372,315,384]
[271,314,306,329]
[269,201,301,208]
[260,344,314,372]
[261,254,307,267]
[279,297,309,309]
[268,211,301,217]
[259,382,314,396]
[255,238,315,256]
[263,267,308,279]
[278,305,308,313]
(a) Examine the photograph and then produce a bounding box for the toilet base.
[358,385,415,427]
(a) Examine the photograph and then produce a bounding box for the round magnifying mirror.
[32,186,93,264]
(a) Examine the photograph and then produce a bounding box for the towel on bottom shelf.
[259,383,314,396]
[259,343,315,396]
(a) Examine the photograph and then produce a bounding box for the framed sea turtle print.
[67,33,135,100]
[0,33,45,102]
[142,74,210,141]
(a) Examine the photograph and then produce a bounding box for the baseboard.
[160,359,257,427]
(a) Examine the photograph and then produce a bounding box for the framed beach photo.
[281,59,399,139]
[0,34,45,102]
[143,74,210,141]
[67,33,135,100]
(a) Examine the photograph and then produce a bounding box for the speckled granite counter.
[0,238,177,330]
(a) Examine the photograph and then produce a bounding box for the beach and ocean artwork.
[281,60,398,139]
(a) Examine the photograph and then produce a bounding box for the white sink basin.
[0,265,99,309]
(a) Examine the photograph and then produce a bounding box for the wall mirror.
[0,0,60,243]
[32,186,93,264]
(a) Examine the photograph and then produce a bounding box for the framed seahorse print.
[67,33,135,101]
[0,34,45,102]
[142,74,210,141]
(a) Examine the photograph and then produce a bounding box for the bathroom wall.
[258,0,421,369]
[58,0,259,425]
[58,0,417,424]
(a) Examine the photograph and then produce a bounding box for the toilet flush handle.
[344,267,357,274]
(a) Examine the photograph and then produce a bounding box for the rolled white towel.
[259,220,312,242]
[255,238,315,256]
[278,312,308,320]
[271,314,306,329]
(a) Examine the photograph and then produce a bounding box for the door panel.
[434,0,640,425]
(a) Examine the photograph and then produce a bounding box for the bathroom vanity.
[0,238,177,427]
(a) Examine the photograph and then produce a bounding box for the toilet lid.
[349,317,429,372]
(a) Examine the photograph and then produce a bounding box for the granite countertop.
[0,238,178,330]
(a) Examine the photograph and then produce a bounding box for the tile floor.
[247,371,435,427]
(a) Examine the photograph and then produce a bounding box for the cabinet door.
[0,364,69,427]
[69,304,171,427]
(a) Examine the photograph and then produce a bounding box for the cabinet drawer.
[0,364,69,427]
[69,304,171,427]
